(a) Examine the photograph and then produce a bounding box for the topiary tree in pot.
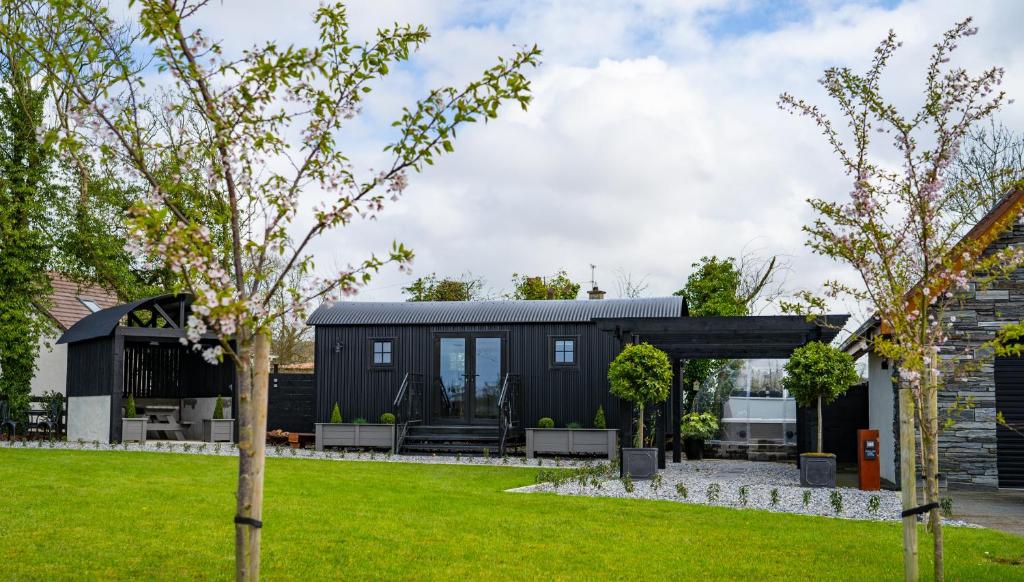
[608,342,672,478]
[783,341,859,487]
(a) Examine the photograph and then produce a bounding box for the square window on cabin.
[552,338,575,366]
[372,340,393,366]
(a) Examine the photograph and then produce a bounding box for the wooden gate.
[268,373,315,433]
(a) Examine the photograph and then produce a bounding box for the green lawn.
[0,449,1021,580]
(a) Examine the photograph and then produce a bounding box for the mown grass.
[0,448,1021,580]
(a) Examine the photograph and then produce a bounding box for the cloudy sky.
[169,0,1024,323]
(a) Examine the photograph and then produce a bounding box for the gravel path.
[520,459,978,526]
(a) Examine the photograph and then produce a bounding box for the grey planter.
[122,417,147,443]
[526,428,618,460]
[203,419,235,443]
[315,423,395,452]
[800,453,837,487]
[621,447,658,479]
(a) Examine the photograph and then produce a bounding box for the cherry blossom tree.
[779,19,1022,581]
[16,1,539,578]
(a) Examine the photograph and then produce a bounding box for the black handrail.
[497,373,522,456]
[393,373,424,452]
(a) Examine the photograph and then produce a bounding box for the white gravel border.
[520,459,978,527]
[0,438,591,468]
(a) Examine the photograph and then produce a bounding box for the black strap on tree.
[901,502,940,518]
[234,515,263,528]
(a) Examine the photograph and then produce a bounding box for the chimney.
[588,285,605,300]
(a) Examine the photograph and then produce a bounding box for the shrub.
[213,395,225,420]
[783,342,859,453]
[607,342,673,447]
[940,496,954,518]
[738,485,749,506]
[566,421,582,429]
[706,483,720,503]
[593,406,607,429]
[650,473,663,491]
[867,495,881,515]
[124,394,137,418]
[538,417,555,429]
[379,412,396,424]
[829,490,843,514]
[802,490,812,508]
[330,403,342,424]
[676,483,688,499]
[770,488,780,507]
[353,417,367,424]
[680,412,719,439]
[622,473,635,493]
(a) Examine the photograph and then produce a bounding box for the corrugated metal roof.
[307,296,685,326]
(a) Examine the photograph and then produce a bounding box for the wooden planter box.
[122,417,147,443]
[525,428,618,460]
[203,419,235,443]
[315,423,395,452]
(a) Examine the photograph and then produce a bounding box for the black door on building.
[995,357,1024,488]
[433,333,505,425]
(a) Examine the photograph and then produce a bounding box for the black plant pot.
[683,437,705,460]
[799,453,837,488]
[621,447,658,479]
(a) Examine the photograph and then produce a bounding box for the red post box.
[858,428,880,491]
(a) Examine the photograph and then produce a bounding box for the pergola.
[58,294,236,443]
[594,314,849,466]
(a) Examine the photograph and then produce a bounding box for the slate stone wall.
[935,220,1024,488]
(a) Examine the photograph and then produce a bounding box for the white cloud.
[166,1,1024,322]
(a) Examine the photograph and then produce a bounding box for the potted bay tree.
[783,341,859,487]
[203,395,235,443]
[608,342,672,479]
[680,411,718,460]
[121,394,146,443]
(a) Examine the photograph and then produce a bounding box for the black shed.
[58,294,236,443]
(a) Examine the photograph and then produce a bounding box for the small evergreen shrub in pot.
[379,412,396,424]
[680,412,718,460]
[783,341,859,488]
[538,417,555,429]
[203,394,235,443]
[121,394,147,443]
[608,342,672,479]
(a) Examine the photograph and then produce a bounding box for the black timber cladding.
[268,373,315,433]
[995,357,1024,488]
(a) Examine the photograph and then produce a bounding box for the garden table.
[142,405,189,440]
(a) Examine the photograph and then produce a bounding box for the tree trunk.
[636,403,645,448]
[925,385,943,581]
[816,395,823,454]
[899,388,919,582]
[235,332,270,581]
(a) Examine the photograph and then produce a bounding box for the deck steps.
[399,425,520,455]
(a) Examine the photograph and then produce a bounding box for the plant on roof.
[593,405,606,429]
[608,342,672,447]
[782,342,858,454]
[329,403,342,424]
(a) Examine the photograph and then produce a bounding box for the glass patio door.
[434,334,503,424]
